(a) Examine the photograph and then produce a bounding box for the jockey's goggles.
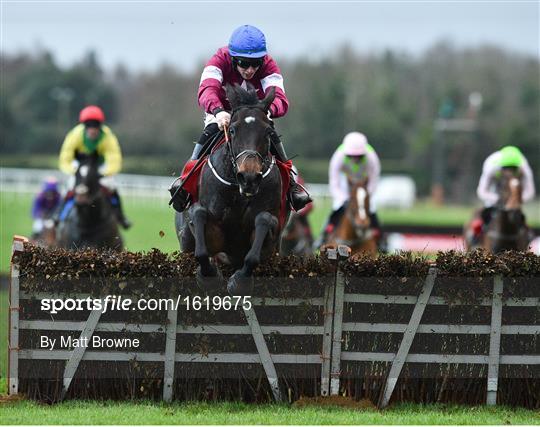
[84,120,102,129]
[234,57,264,69]
[501,165,519,173]
[347,154,366,160]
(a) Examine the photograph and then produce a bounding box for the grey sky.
[2,1,539,74]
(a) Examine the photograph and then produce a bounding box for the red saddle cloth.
[179,155,292,228]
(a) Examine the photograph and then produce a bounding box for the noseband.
[207,106,276,187]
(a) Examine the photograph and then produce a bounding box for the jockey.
[31,177,61,237]
[314,132,382,248]
[170,24,312,212]
[471,145,535,239]
[58,105,131,229]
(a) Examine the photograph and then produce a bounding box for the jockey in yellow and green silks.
[58,105,131,229]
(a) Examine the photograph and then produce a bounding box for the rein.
[209,109,275,187]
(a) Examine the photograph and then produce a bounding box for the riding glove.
[215,111,231,130]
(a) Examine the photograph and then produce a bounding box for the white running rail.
[0,167,331,199]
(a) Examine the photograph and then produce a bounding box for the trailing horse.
[465,168,530,253]
[321,178,377,257]
[482,169,530,253]
[280,212,313,256]
[175,84,290,295]
[56,153,123,250]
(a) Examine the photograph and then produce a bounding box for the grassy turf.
[5,190,540,273]
[0,192,180,273]
[1,191,330,274]
[0,400,538,425]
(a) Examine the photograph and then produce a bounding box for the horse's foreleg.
[190,204,219,279]
[244,212,278,274]
[228,212,278,296]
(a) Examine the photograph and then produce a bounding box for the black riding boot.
[191,143,205,160]
[369,211,386,252]
[110,190,131,229]
[191,123,220,160]
[369,212,381,230]
[480,206,496,227]
[269,132,312,211]
[170,123,220,212]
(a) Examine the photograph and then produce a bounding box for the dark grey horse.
[57,153,123,251]
[484,168,529,253]
[176,84,288,295]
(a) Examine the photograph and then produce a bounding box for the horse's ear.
[260,87,275,113]
[225,84,240,110]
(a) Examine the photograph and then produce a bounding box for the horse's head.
[486,167,527,252]
[74,152,102,205]
[347,177,371,235]
[498,167,522,211]
[226,83,275,197]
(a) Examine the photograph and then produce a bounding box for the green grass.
[3,191,540,273]
[0,191,330,274]
[0,400,538,425]
[0,191,181,273]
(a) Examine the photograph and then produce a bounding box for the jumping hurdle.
[8,238,540,406]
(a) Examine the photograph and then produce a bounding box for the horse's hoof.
[227,271,254,296]
[196,265,224,292]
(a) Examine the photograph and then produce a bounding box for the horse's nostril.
[254,173,263,186]
[75,184,89,195]
[237,173,246,186]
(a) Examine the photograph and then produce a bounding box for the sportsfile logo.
[40,295,252,314]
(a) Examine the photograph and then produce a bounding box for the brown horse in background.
[322,178,377,257]
[280,212,313,256]
[483,169,530,253]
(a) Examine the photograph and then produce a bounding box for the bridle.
[74,161,102,205]
[336,182,372,246]
[207,105,276,187]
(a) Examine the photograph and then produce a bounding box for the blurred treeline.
[1,42,538,200]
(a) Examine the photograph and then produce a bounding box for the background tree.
[1,42,538,200]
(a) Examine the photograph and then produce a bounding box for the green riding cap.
[499,146,523,168]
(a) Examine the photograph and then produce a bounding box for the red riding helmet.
[79,105,105,123]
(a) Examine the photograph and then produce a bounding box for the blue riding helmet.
[43,177,59,192]
[228,25,267,58]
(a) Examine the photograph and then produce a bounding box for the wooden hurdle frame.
[8,237,540,406]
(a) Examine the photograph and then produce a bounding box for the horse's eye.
[229,127,235,136]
